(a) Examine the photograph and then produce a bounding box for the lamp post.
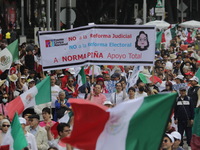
[143,0,146,23]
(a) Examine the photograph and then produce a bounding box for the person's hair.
[115,82,122,87]
[48,147,58,150]
[128,87,136,93]
[135,31,149,50]
[58,90,65,96]
[42,107,51,114]
[57,123,70,135]
[94,84,102,88]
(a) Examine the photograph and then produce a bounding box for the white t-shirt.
[51,85,62,108]
[25,132,38,150]
[110,91,127,105]
[135,91,148,99]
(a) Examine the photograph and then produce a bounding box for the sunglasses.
[68,80,74,82]
[3,97,8,98]
[2,124,10,127]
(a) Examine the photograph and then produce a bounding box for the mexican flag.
[191,108,200,150]
[62,93,177,150]
[156,31,163,49]
[0,40,18,74]
[138,73,152,83]
[1,113,28,150]
[195,68,200,83]
[162,26,176,48]
[6,76,51,120]
[77,66,86,88]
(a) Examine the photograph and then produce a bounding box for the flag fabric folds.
[7,76,51,120]
[191,108,200,150]
[77,66,86,88]
[62,93,177,150]
[0,40,18,74]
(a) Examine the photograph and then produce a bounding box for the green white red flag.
[62,93,177,150]
[0,40,18,74]
[6,76,51,120]
[1,113,28,150]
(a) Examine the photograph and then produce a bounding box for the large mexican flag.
[62,93,177,150]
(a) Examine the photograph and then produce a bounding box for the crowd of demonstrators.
[0,27,200,149]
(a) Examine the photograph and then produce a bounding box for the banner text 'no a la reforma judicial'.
[38,25,156,71]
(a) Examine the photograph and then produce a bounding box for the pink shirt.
[87,93,106,105]
[39,120,56,127]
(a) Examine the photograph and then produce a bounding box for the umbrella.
[145,20,170,30]
[179,20,200,28]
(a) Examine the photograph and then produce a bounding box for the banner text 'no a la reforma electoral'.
[38,25,156,71]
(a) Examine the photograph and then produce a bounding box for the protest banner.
[38,25,156,71]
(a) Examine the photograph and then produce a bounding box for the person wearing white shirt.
[110,82,127,105]
[19,117,38,150]
[135,82,148,99]
[51,76,62,119]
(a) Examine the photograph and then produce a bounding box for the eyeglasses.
[3,97,8,98]
[2,124,10,127]
[68,80,74,82]
[163,139,169,143]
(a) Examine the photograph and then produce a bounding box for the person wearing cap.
[109,82,127,105]
[86,84,106,105]
[174,87,194,148]
[19,117,38,150]
[171,131,184,150]
[160,133,174,150]
[61,68,75,89]
[27,78,35,89]
[26,114,49,150]
[18,73,28,92]
[63,76,78,99]
[8,60,22,75]
[173,75,186,91]
[103,101,113,108]
[188,76,200,107]
[96,77,108,93]
[0,119,10,144]
[28,70,40,84]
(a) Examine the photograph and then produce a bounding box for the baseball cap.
[66,68,75,75]
[19,117,26,124]
[15,60,22,65]
[185,72,194,76]
[189,76,199,83]
[165,133,174,143]
[175,75,184,80]
[27,79,35,83]
[171,131,181,140]
[103,101,113,105]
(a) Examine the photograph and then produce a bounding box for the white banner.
[38,25,156,71]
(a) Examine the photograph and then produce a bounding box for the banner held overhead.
[38,25,156,71]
